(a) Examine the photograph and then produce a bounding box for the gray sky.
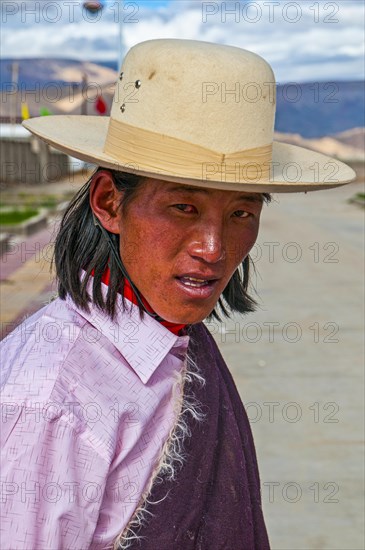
[1,0,364,82]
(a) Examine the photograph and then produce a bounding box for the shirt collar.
[66,273,190,385]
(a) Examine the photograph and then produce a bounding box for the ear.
[89,170,122,234]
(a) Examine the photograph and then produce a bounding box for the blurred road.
[210,181,364,549]
[1,180,364,549]
[0,173,87,338]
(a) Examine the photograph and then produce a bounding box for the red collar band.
[92,266,187,336]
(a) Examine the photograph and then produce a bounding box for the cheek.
[120,220,180,275]
[119,222,147,272]
[229,224,260,265]
[243,228,259,254]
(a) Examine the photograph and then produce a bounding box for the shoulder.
[0,297,135,461]
[188,321,240,385]
[1,297,97,402]
[188,321,222,356]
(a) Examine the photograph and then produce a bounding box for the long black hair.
[53,167,272,322]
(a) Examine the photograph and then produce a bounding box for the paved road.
[0,172,87,338]
[0,225,58,338]
[209,181,364,549]
[1,181,364,549]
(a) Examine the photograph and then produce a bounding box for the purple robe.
[124,322,270,550]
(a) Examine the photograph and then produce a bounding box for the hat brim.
[23,115,356,193]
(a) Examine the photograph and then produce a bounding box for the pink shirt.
[0,281,190,549]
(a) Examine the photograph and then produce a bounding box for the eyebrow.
[166,185,264,203]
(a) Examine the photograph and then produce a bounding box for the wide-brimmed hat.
[23,39,356,193]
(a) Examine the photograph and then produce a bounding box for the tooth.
[181,277,208,287]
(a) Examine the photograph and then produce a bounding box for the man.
[0,40,355,549]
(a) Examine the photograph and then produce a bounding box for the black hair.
[53,167,272,322]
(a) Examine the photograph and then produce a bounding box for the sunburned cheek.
[227,238,257,266]
[241,225,260,249]
[243,237,257,257]
[152,230,183,260]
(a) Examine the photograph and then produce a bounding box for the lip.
[174,273,221,300]
[177,272,222,281]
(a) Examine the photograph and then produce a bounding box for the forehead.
[138,178,264,204]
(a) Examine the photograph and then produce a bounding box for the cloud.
[1,0,364,82]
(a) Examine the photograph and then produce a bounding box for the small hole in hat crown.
[119,72,124,80]
[120,104,126,113]
[135,80,141,88]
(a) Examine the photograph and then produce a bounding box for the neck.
[99,266,187,336]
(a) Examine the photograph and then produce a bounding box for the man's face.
[117,178,263,324]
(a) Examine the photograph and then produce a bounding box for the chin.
[150,295,218,325]
[162,308,213,326]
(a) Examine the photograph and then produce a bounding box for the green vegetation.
[0,191,75,226]
[0,209,39,225]
[10,193,60,209]
[348,192,365,208]
[1,191,75,210]
[39,196,58,208]
[0,170,91,218]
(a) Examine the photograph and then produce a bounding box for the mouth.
[174,274,220,299]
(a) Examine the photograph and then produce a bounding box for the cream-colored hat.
[23,39,356,192]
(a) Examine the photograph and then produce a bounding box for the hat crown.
[22,38,356,192]
[110,39,276,154]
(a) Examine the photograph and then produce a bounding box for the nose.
[188,223,226,264]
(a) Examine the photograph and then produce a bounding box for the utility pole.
[81,72,88,115]
[10,61,19,125]
[118,0,124,72]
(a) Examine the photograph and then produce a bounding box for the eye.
[233,210,250,218]
[173,204,196,213]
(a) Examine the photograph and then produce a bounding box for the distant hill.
[274,127,365,160]
[275,80,365,138]
[1,58,364,138]
[332,127,365,151]
[0,58,116,90]
[0,58,117,119]
[97,60,119,71]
